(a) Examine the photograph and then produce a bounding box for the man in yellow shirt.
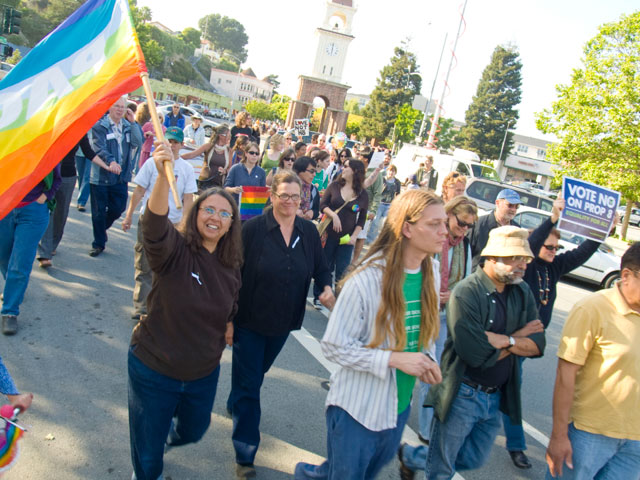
[546,241,640,479]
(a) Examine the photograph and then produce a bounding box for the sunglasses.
[246,151,260,156]
[543,244,564,252]
[339,154,348,158]
[454,215,474,229]
[199,206,233,220]
[284,157,295,162]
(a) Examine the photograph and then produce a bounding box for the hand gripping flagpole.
[139,73,182,209]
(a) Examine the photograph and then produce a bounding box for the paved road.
[0,191,614,479]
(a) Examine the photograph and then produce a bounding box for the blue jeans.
[90,182,128,249]
[128,348,220,480]
[0,202,50,316]
[545,423,640,480]
[426,382,502,479]
[419,310,448,439]
[295,405,410,480]
[502,356,526,451]
[75,155,92,206]
[227,326,289,465]
[313,234,354,299]
[365,202,391,244]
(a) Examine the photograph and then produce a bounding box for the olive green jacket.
[426,268,545,424]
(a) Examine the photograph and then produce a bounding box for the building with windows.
[495,133,557,188]
[209,67,274,106]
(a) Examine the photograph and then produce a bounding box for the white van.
[393,145,501,193]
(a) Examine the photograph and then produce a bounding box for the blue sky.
[139,0,638,139]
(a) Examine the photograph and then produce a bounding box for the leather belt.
[462,380,499,394]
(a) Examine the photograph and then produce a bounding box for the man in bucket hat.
[468,188,522,271]
[399,225,546,479]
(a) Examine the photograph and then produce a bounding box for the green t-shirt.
[312,171,328,191]
[396,270,422,414]
[261,152,279,171]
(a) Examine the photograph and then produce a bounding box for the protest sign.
[558,177,620,242]
[368,151,385,170]
[294,119,309,138]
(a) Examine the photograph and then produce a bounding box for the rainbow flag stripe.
[239,186,270,221]
[0,422,24,473]
[0,0,146,220]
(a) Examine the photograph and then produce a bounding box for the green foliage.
[264,74,280,94]
[425,117,456,151]
[166,58,196,85]
[150,26,191,58]
[345,114,362,138]
[194,55,213,79]
[5,47,21,64]
[271,94,291,122]
[536,12,640,238]
[215,57,239,72]
[456,44,522,160]
[198,13,248,63]
[128,0,164,70]
[179,27,201,50]
[310,108,323,132]
[394,104,421,144]
[360,42,422,142]
[344,99,360,115]
[245,100,275,121]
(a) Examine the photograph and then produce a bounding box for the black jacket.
[467,210,520,271]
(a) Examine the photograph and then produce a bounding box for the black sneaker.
[313,299,322,310]
[2,315,18,336]
[89,247,104,257]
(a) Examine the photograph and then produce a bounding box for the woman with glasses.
[227,171,335,478]
[266,148,296,186]
[313,158,368,308]
[128,142,242,480]
[500,196,609,470]
[224,142,267,205]
[261,133,285,171]
[292,156,320,220]
[441,172,467,203]
[182,125,231,191]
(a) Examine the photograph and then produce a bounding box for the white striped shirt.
[321,259,441,431]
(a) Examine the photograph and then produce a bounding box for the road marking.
[295,300,465,479]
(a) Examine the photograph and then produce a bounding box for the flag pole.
[140,72,182,209]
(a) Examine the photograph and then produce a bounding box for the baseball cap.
[496,189,522,204]
[165,126,184,143]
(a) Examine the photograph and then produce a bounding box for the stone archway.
[285,75,350,135]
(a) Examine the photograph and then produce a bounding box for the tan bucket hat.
[480,225,534,259]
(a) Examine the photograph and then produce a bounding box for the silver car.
[512,206,621,288]
[158,105,219,137]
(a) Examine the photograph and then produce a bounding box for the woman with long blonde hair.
[295,189,447,480]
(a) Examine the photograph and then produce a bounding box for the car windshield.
[471,164,501,182]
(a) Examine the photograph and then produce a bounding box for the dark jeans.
[128,348,220,480]
[75,156,92,206]
[313,234,354,299]
[227,326,289,465]
[90,182,128,249]
[502,356,526,451]
[38,175,76,259]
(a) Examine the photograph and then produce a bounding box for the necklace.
[537,267,550,306]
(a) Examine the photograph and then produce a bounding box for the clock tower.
[311,0,356,83]
[285,0,357,135]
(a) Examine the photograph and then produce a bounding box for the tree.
[359,42,422,142]
[393,104,421,144]
[128,0,164,70]
[456,44,522,160]
[179,27,201,50]
[264,74,280,94]
[245,100,274,121]
[345,115,362,138]
[270,94,291,123]
[344,99,360,115]
[198,14,248,62]
[536,12,640,239]
[214,57,239,72]
[424,117,457,151]
[5,48,21,65]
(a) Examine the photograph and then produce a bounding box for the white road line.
[523,420,550,447]
[296,300,465,479]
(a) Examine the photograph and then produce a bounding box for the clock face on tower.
[325,42,339,56]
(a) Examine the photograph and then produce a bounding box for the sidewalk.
[605,236,630,257]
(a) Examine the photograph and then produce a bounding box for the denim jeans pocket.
[457,382,476,400]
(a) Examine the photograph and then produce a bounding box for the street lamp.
[498,120,512,162]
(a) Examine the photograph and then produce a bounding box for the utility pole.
[419,33,447,139]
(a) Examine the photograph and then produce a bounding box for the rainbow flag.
[0,421,24,473]
[0,0,146,220]
[239,186,270,221]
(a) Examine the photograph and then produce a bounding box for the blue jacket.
[164,113,185,130]
[90,116,142,186]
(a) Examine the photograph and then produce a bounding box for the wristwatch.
[507,336,516,349]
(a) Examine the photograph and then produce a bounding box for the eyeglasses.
[273,193,301,202]
[199,206,233,220]
[305,168,316,174]
[505,202,520,210]
[543,244,564,252]
[246,151,260,156]
[454,215,474,229]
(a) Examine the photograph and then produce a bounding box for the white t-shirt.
[133,156,197,224]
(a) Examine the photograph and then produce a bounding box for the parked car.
[509,206,621,288]
[187,103,208,115]
[617,206,640,226]
[465,178,554,213]
[158,105,219,137]
[0,61,14,80]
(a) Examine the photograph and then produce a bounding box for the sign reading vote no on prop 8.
[558,177,620,243]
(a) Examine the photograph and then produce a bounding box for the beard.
[493,261,525,284]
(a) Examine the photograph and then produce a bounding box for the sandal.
[38,259,52,268]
